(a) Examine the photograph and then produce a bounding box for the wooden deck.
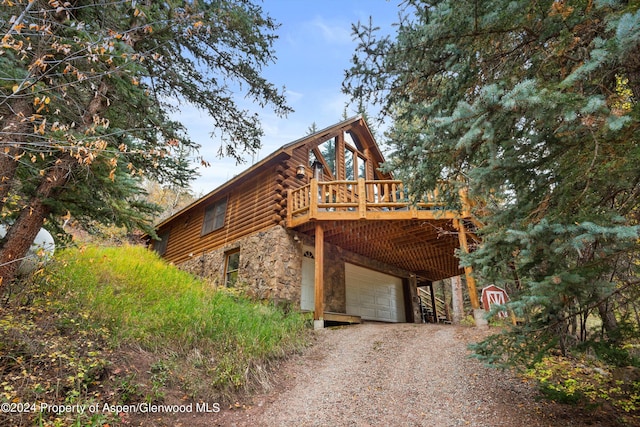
[287,178,481,313]
[287,178,466,227]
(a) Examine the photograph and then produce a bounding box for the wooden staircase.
[418,286,451,324]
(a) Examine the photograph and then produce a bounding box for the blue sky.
[182,0,400,195]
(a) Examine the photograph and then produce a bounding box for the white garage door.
[345,263,406,322]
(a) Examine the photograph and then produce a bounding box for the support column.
[454,219,487,327]
[314,222,324,329]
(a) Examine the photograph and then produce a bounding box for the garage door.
[345,263,405,322]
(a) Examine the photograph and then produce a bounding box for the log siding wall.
[155,117,390,269]
[159,167,285,265]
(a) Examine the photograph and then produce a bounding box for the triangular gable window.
[308,130,369,181]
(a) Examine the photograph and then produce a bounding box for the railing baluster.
[358,178,366,218]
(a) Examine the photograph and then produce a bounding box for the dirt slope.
[140,323,619,426]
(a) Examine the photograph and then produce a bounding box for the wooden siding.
[159,167,281,265]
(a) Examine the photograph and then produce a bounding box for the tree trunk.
[624,44,640,102]
[0,98,33,209]
[451,275,465,324]
[598,299,621,344]
[0,156,72,284]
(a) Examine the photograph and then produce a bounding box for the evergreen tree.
[345,0,640,365]
[0,0,291,283]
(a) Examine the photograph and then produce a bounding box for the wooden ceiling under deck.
[293,218,464,282]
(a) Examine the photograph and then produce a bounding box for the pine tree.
[345,0,640,365]
[0,0,291,284]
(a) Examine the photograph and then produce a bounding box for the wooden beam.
[314,223,324,323]
[324,311,361,324]
[454,219,480,309]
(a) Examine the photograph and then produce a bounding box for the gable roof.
[154,115,386,230]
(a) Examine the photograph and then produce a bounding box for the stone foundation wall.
[180,225,304,304]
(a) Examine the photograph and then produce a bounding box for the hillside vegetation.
[0,245,310,427]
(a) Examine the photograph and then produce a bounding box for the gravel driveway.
[206,323,611,426]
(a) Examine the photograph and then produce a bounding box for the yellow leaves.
[33,118,46,135]
[108,157,118,181]
[51,40,72,55]
[92,139,108,151]
[549,1,574,20]
[1,37,23,54]
[50,121,66,132]
[610,74,633,115]
[33,96,51,113]
[28,22,53,35]
[11,22,25,33]
[29,55,53,73]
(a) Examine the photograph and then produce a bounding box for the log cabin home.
[152,116,481,328]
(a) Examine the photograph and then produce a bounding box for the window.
[201,198,227,235]
[358,154,367,179]
[153,230,170,256]
[345,145,367,181]
[224,250,240,287]
[317,137,336,178]
[345,147,355,180]
[344,131,363,151]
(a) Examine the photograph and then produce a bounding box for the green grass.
[49,244,309,382]
[1,244,310,426]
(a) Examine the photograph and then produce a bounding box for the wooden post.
[428,282,437,323]
[358,178,366,219]
[286,189,292,226]
[454,219,480,310]
[310,179,318,219]
[314,222,324,329]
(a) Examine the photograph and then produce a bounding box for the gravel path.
[207,323,609,427]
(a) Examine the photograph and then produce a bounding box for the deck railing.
[287,178,449,226]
